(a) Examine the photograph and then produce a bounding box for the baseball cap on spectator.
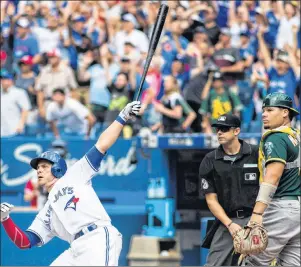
[276,51,290,64]
[211,114,241,128]
[18,55,33,65]
[16,17,30,28]
[255,7,264,15]
[124,41,135,48]
[194,26,207,34]
[72,15,86,23]
[121,56,131,63]
[122,13,138,28]
[47,48,61,58]
[0,69,14,80]
[220,28,231,36]
[173,54,187,64]
[52,88,66,95]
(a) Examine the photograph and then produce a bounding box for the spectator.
[257,26,298,104]
[21,3,38,27]
[213,28,244,86]
[31,14,61,54]
[46,88,95,139]
[276,1,300,49]
[113,13,149,58]
[170,55,190,92]
[151,76,184,133]
[179,97,197,132]
[228,1,250,46]
[161,18,189,75]
[183,40,214,133]
[1,69,31,137]
[13,17,41,73]
[23,177,39,209]
[0,34,13,73]
[214,1,231,28]
[123,41,141,63]
[104,1,122,20]
[199,71,243,134]
[202,4,221,46]
[260,1,280,50]
[15,55,37,108]
[117,56,153,103]
[239,29,255,74]
[185,27,208,77]
[105,72,130,123]
[35,48,78,119]
[77,48,115,125]
[35,1,54,28]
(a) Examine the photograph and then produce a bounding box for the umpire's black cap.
[211,114,241,128]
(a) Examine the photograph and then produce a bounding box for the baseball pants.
[205,217,250,266]
[243,198,300,266]
[50,225,122,266]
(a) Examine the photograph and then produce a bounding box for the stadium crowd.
[1,0,300,139]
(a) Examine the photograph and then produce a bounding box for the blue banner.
[1,138,151,202]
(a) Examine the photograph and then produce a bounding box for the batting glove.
[117,101,141,124]
[1,202,14,222]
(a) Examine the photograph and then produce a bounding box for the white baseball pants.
[50,225,122,266]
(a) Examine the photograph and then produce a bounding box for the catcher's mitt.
[233,222,268,255]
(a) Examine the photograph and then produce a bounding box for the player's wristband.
[115,116,126,125]
[256,182,277,205]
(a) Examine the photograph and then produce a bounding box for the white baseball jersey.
[46,98,89,135]
[27,146,111,245]
[1,86,31,137]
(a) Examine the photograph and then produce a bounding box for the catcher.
[239,93,300,266]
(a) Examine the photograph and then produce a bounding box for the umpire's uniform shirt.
[199,140,259,266]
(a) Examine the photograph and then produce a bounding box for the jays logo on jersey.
[64,196,80,211]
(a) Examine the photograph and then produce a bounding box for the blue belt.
[74,223,98,240]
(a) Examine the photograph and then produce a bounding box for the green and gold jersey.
[259,126,300,197]
[199,89,243,122]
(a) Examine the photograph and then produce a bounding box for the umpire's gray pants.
[205,217,250,266]
[243,199,300,266]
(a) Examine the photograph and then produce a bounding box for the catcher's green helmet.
[262,92,300,117]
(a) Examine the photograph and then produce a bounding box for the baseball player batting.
[0,101,141,266]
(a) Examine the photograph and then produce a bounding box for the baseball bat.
[134,4,169,101]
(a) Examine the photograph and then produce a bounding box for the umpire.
[199,114,260,266]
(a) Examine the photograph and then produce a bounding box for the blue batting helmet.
[30,151,67,178]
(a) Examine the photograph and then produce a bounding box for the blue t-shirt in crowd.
[161,32,189,75]
[13,33,39,73]
[267,67,297,102]
[13,34,39,60]
[71,30,84,47]
[216,1,230,28]
[265,11,280,49]
[175,69,191,92]
[88,64,111,107]
[240,44,255,75]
